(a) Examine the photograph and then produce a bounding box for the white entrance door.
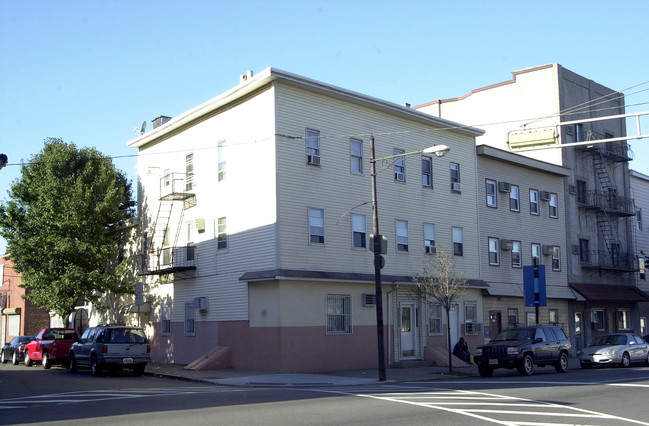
[449,303,460,350]
[400,303,415,358]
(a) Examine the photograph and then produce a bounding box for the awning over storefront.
[483,282,577,300]
[124,302,152,314]
[1,307,21,315]
[569,283,649,302]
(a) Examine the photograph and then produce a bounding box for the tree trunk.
[446,307,453,373]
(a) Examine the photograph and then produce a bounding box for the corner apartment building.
[127,68,486,372]
[416,63,647,350]
[475,146,572,341]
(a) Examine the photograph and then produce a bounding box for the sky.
[1,0,648,255]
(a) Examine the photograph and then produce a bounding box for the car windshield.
[493,328,534,341]
[591,334,626,346]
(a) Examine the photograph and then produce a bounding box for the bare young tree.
[412,248,469,373]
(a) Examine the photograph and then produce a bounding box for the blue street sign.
[523,264,547,307]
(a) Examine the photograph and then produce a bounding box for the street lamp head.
[422,145,450,158]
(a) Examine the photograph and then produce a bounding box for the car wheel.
[580,362,592,369]
[24,351,32,367]
[1,350,6,364]
[555,352,569,373]
[90,356,102,376]
[68,353,78,372]
[477,365,494,377]
[621,352,631,368]
[12,351,19,365]
[517,354,534,376]
[42,351,51,369]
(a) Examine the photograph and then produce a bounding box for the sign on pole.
[523,264,547,307]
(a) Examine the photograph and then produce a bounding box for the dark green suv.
[474,325,571,377]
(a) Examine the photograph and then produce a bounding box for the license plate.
[489,359,498,365]
[123,358,134,364]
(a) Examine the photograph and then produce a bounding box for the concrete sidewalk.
[145,357,583,387]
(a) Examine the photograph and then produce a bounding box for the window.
[394,148,405,181]
[579,238,590,263]
[424,223,436,254]
[486,179,497,207]
[509,185,520,212]
[529,189,539,215]
[326,294,352,334]
[163,169,171,188]
[428,302,442,335]
[185,154,194,191]
[551,246,560,271]
[549,309,558,326]
[306,129,320,164]
[218,141,226,182]
[216,217,228,251]
[511,241,522,268]
[350,138,363,175]
[452,226,463,256]
[488,237,499,265]
[592,309,605,331]
[617,309,631,331]
[549,193,558,218]
[531,243,541,265]
[450,163,460,183]
[396,219,409,252]
[465,302,477,323]
[309,207,325,244]
[508,308,519,327]
[161,297,171,335]
[576,180,587,204]
[638,208,643,231]
[184,302,195,336]
[422,156,432,187]
[352,214,366,249]
[186,223,196,265]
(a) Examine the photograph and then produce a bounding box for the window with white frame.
[186,222,196,264]
[531,243,541,265]
[510,185,520,212]
[422,156,432,187]
[424,223,436,254]
[350,138,363,175]
[511,240,522,268]
[592,309,605,331]
[508,308,518,327]
[617,309,631,330]
[326,294,352,334]
[394,148,405,181]
[185,153,194,191]
[217,217,228,251]
[352,214,366,249]
[428,302,442,335]
[218,140,226,182]
[396,219,409,252]
[486,179,497,207]
[551,246,560,271]
[452,226,463,256]
[530,189,539,215]
[488,237,499,265]
[309,207,325,244]
[549,193,558,218]
[306,129,320,165]
[464,302,478,334]
[184,302,195,336]
[450,163,460,192]
[549,309,558,326]
[161,297,172,335]
[576,180,587,204]
[579,238,590,263]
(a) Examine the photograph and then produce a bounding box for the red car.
[23,328,79,369]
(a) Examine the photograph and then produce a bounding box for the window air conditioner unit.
[195,218,205,233]
[194,297,208,312]
[425,245,437,255]
[362,293,376,306]
[451,182,462,193]
[542,245,552,255]
[395,172,405,182]
[498,181,511,193]
[540,191,551,201]
[307,155,321,166]
[500,239,513,251]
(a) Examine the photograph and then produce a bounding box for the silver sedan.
[578,333,649,369]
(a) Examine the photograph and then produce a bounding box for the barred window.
[326,294,352,334]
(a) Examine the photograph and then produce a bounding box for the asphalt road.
[2,363,649,425]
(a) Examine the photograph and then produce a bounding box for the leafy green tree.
[0,138,135,318]
[412,248,468,373]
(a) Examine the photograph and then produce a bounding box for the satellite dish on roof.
[140,121,147,135]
